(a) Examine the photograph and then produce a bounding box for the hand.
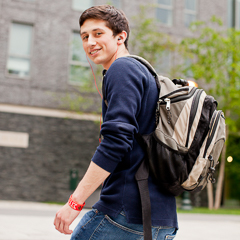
[54,203,80,234]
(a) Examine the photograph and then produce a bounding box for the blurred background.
[0,0,239,210]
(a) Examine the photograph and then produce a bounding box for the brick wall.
[0,112,100,203]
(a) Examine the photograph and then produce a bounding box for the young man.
[54,5,178,239]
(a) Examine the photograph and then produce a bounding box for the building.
[0,0,235,204]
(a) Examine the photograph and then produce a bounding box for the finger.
[59,221,73,235]
[63,222,73,235]
[54,213,62,232]
[53,215,57,226]
[58,221,65,234]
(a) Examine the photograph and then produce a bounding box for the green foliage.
[179,17,240,133]
[129,6,176,69]
[61,93,94,112]
[61,73,102,113]
[177,207,240,214]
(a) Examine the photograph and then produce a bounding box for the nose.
[88,35,96,46]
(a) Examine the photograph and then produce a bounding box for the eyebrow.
[80,28,105,36]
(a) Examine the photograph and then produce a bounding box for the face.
[80,19,119,69]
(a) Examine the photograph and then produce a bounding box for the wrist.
[71,193,85,205]
[68,195,85,211]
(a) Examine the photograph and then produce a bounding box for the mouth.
[90,49,101,55]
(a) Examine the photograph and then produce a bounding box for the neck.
[116,47,130,59]
[104,45,130,70]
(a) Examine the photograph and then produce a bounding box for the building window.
[69,32,91,85]
[7,23,33,78]
[184,0,197,27]
[155,0,173,26]
[72,0,93,11]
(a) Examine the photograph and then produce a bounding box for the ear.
[117,31,127,45]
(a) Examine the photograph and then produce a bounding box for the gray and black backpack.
[125,56,226,240]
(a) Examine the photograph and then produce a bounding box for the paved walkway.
[0,200,239,240]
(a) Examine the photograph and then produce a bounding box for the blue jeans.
[70,209,177,240]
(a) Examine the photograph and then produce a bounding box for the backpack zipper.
[160,87,190,99]
[158,88,197,124]
[159,87,197,106]
[158,87,197,110]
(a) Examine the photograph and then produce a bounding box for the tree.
[129,6,176,69]
[178,17,240,209]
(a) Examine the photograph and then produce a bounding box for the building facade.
[0,0,234,204]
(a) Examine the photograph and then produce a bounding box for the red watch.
[68,195,85,211]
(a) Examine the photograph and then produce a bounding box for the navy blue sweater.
[92,57,178,228]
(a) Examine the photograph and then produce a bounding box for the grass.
[177,207,240,215]
[44,202,240,215]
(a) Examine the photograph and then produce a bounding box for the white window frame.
[6,22,33,79]
[228,0,240,29]
[155,0,173,27]
[228,0,234,28]
[236,0,240,29]
[184,0,197,28]
[68,31,90,86]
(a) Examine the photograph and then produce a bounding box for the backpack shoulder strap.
[126,55,161,90]
[126,55,158,77]
[135,157,152,240]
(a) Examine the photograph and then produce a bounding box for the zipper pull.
[165,98,170,110]
[165,98,172,124]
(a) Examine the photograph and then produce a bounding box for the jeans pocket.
[71,209,101,240]
[81,209,99,229]
[89,215,144,240]
[164,228,177,240]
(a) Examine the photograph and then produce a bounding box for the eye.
[96,32,102,36]
[82,35,88,40]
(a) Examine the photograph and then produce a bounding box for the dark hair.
[79,5,130,49]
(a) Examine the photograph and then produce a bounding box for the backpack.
[103,55,226,240]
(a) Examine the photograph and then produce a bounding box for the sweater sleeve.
[91,58,147,173]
